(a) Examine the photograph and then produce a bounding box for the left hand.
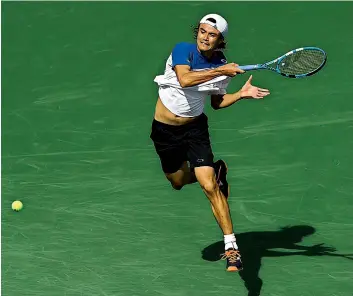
[240,75,270,99]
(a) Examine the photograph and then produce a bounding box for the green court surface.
[2,2,353,296]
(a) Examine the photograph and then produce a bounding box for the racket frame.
[238,47,327,78]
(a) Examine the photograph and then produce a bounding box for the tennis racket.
[238,47,327,78]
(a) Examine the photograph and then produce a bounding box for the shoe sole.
[227,266,243,272]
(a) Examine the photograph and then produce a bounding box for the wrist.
[239,90,245,99]
[230,91,243,103]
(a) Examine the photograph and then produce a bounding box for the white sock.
[224,233,238,250]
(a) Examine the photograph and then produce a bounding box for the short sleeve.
[171,43,192,68]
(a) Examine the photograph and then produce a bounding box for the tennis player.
[150,13,270,272]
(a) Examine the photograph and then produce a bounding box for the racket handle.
[238,65,260,71]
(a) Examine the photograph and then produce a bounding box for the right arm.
[175,64,244,88]
[171,43,244,88]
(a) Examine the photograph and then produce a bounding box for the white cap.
[199,14,228,37]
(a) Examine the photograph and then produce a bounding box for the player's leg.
[195,166,233,233]
[195,165,243,272]
[187,113,243,272]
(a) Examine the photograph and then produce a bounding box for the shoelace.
[221,250,241,263]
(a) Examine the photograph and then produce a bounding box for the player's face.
[197,24,222,52]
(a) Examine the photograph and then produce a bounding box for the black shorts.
[150,113,214,174]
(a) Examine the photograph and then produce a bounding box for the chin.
[199,44,212,52]
[196,41,208,51]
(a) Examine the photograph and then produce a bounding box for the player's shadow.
[202,225,353,296]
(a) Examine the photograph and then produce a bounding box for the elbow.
[180,81,189,88]
[211,95,223,110]
[211,103,220,110]
[179,77,191,88]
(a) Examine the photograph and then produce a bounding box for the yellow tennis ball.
[12,200,23,212]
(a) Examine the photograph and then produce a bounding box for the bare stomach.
[153,97,200,126]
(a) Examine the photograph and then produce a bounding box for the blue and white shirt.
[155,42,231,117]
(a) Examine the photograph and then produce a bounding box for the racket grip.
[238,65,260,71]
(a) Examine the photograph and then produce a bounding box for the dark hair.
[193,24,227,50]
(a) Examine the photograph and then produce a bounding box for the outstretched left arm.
[210,92,243,110]
[211,75,270,110]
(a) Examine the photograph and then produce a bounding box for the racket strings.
[279,50,325,75]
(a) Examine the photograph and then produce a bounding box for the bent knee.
[172,183,183,190]
[200,180,218,195]
[168,179,184,191]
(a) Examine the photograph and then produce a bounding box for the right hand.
[218,63,245,77]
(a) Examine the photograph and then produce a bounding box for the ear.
[214,38,222,50]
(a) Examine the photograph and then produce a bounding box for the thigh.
[186,115,214,169]
[150,120,186,174]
